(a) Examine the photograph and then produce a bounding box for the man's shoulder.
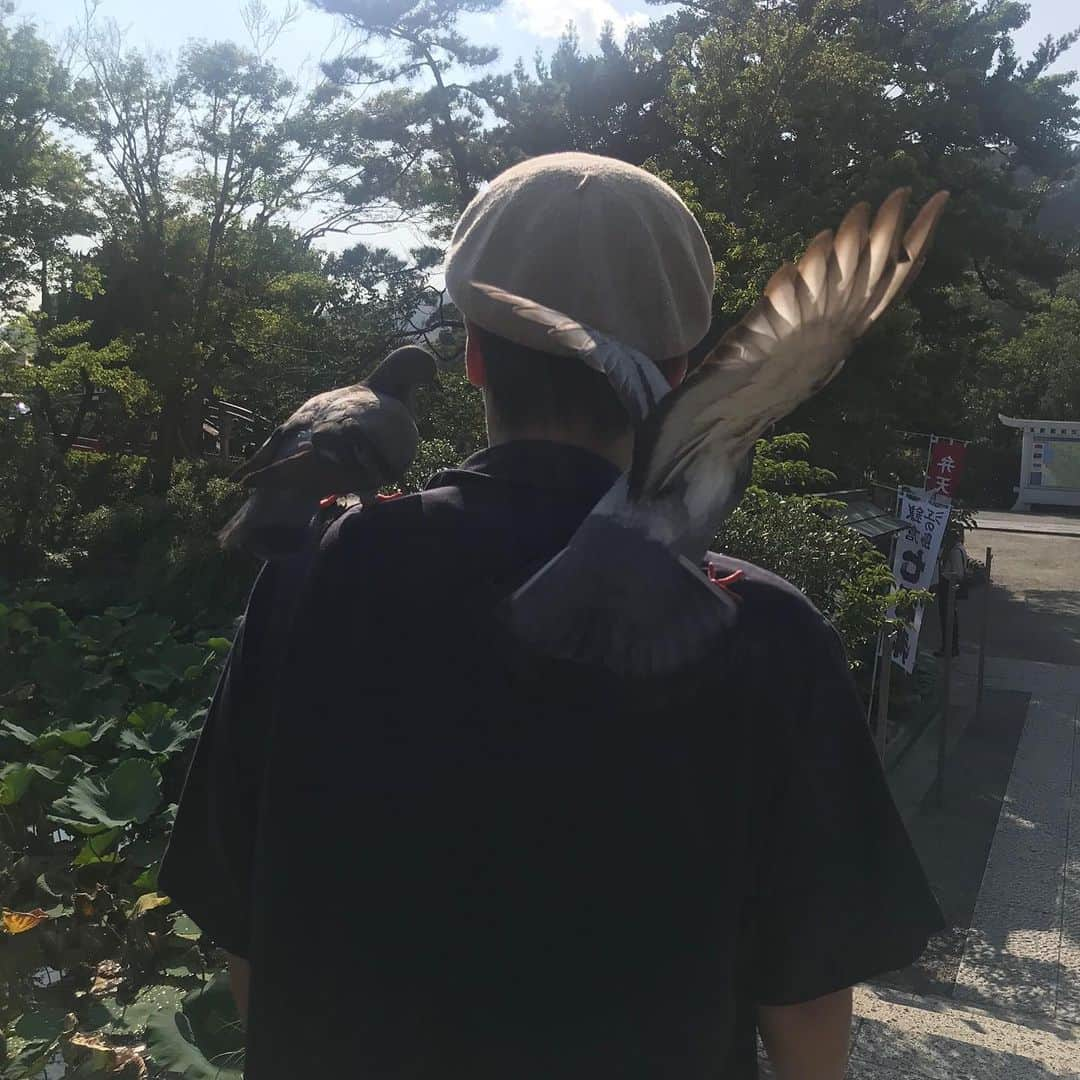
[705,551,838,649]
[312,482,486,589]
[322,482,471,541]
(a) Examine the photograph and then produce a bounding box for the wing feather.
[834,201,871,283]
[865,188,910,289]
[796,230,833,319]
[630,189,949,501]
[762,264,801,332]
[826,201,871,318]
[858,190,950,331]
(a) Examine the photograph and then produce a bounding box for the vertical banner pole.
[935,582,957,807]
[974,547,994,725]
[876,629,893,761]
[866,629,882,727]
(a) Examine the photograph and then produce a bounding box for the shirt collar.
[427,440,622,501]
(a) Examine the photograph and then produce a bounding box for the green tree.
[311,0,503,233]
[484,24,677,167]
[652,0,1076,470]
[988,296,1080,419]
[0,5,95,310]
[70,11,439,490]
[715,433,900,664]
[479,1,1079,494]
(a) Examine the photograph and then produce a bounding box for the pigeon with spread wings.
[487,187,949,679]
[218,345,437,561]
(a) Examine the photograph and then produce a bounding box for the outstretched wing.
[470,282,672,425]
[630,188,949,500]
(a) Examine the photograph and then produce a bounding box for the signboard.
[1030,436,1080,491]
[891,607,925,674]
[925,439,967,500]
[890,489,951,672]
[1000,416,1080,511]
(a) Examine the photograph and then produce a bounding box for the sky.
[22,0,1080,260]
[25,0,1080,77]
[26,0,660,81]
[25,0,664,258]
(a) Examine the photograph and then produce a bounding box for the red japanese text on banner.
[925,439,967,499]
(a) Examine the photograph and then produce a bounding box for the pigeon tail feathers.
[502,511,739,681]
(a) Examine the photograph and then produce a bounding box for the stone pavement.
[844,515,1080,1076]
[953,659,1080,1024]
[758,520,1080,1077]
[961,526,1080,669]
[976,511,1080,538]
[844,655,1080,1078]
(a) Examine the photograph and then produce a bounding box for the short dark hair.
[472,325,631,440]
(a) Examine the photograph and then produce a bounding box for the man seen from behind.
[162,153,944,1079]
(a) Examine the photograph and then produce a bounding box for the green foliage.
[27,321,146,413]
[484,0,1080,500]
[748,431,837,493]
[52,760,164,833]
[717,435,902,665]
[718,487,899,663]
[56,458,252,628]
[145,974,244,1080]
[985,296,1080,418]
[5,0,1077,593]
[0,597,233,1078]
[0,6,95,309]
[313,0,503,230]
[418,365,485,447]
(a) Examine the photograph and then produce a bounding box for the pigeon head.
[365,346,438,413]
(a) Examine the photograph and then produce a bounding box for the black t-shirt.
[161,440,943,1079]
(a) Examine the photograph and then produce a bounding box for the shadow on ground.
[876,688,1031,1000]
[953,529,1080,666]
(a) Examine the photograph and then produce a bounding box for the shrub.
[27,458,255,631]
[716,434,907,667]
[0,598,240,1079]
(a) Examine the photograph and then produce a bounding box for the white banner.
[891,606,925,674]
[890,490,951,672]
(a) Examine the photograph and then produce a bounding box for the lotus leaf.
[51,760,162,831]
[146,974,244,1080]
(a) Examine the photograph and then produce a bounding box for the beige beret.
[445,153,716,362]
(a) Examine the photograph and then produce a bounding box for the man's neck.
[485,425,633,473]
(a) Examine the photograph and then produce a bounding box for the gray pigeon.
[485,188,950,679]
[219,345,438,560]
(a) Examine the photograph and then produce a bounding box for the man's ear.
[660,356,688,388]
[465,330,486,388]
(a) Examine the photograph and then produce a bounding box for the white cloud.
[510,0,650,43]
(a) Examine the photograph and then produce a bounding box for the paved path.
[843,656,1080,1078]
[962,530,1080,667]
[953,659,1080,1024]
[760,527,1080,1077]
[976,511,1080,538]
